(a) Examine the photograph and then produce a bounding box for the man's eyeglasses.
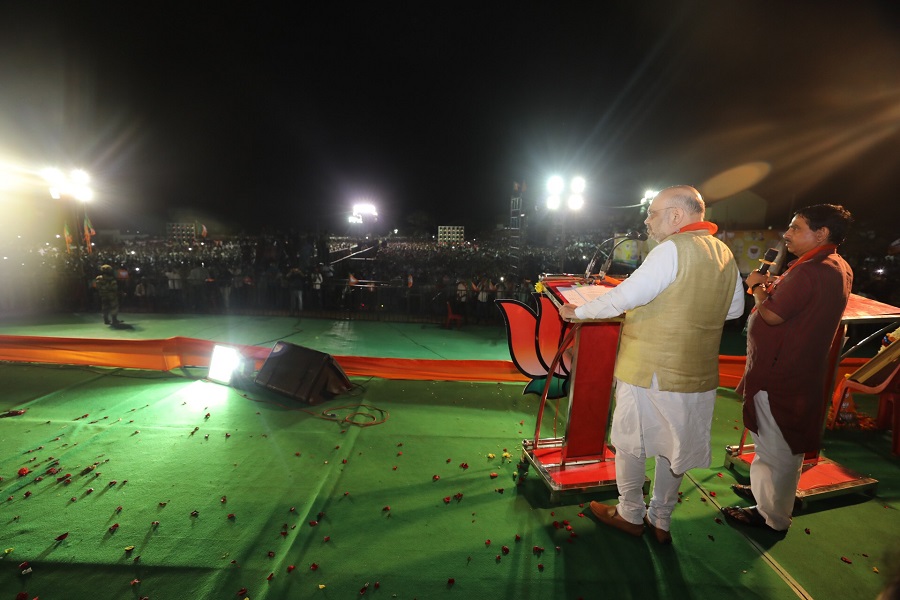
[646,206,675,219]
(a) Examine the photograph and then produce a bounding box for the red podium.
[723,294,900,508]
[505,276,648,502]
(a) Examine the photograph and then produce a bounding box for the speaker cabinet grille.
[254,341,350,405]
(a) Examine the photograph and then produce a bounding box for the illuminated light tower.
[349,201,378,238]
[546,175,586,272]
[41,168,94,256]
[348,202,378,223]
[42,168,94,203]
[351,202,378,221]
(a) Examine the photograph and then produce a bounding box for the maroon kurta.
[737,247,852,454]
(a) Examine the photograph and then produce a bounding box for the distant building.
[95,229,151,244]
[437,225,465,244]
[167,223,198,244]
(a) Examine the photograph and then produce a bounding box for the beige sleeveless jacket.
[614,231,737,392]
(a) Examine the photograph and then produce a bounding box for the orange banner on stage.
[0,335,865,387]
[0,335,529,383]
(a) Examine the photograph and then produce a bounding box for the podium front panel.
[563,321,620,461]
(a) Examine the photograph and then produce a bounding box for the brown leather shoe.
[643,516,673,545]
[589,501,644,537]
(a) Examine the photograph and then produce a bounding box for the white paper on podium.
[556,284,614,307]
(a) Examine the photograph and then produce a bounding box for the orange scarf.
[676,221,718,235]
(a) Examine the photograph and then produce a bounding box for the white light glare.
[641,189,659,205]
[41,168,64,185]
[208,345,241,385]
[41,167,93,202]
[547,176,564,195]
[352,203,378,216]
[549,175,586,209]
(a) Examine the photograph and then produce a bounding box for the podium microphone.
[756,248,779,275]
[583,236,618,281]
[585,230,646,281]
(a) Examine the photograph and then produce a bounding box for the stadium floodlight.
[547,175,565,196]
[567,194,584,210]
[641,189,659,205]
[70,169,90,185]
[352,203,378,217]
[570,176,586,194]
[546,174,587,271]
[547,175,586,211]
[41,167,93,202]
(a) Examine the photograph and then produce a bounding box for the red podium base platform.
[721,297,898,511]
[723,444,878,510]
[501,281,650,504]
[522,437,649,503]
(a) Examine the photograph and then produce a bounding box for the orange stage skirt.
[0,334,866,388]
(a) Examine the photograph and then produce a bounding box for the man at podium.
[559,185,743,544]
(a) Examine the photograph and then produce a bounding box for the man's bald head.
[644,185,706,242]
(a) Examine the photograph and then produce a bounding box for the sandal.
[721,506,776,531]
[731,483,755,501]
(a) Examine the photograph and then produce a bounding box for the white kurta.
[573,239,745,322]
[612,377,717,474]
[574,240,744,474]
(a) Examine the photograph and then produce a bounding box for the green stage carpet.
[1,314,898,599]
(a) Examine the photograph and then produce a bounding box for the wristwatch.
[750,282,765,293]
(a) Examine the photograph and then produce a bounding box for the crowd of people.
[0,221,895,324]
[0,229,619,321]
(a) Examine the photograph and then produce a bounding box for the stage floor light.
[208,345,241,385]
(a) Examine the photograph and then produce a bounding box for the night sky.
[2,2,899,240]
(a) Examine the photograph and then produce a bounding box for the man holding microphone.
[724,204,853,533]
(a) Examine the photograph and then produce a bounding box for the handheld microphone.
[756,248,778,275]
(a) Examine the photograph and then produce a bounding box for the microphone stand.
[583,236,619,281]
[600,237,640,281]
[585,232,646,281]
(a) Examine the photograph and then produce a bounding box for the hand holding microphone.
[746,248,778,295]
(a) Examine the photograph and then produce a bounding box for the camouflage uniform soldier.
[95,264,121,326]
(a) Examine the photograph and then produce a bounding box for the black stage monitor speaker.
[255,341,351,405]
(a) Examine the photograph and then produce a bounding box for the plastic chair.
[828,342,900,455]
[445,302,464,329]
